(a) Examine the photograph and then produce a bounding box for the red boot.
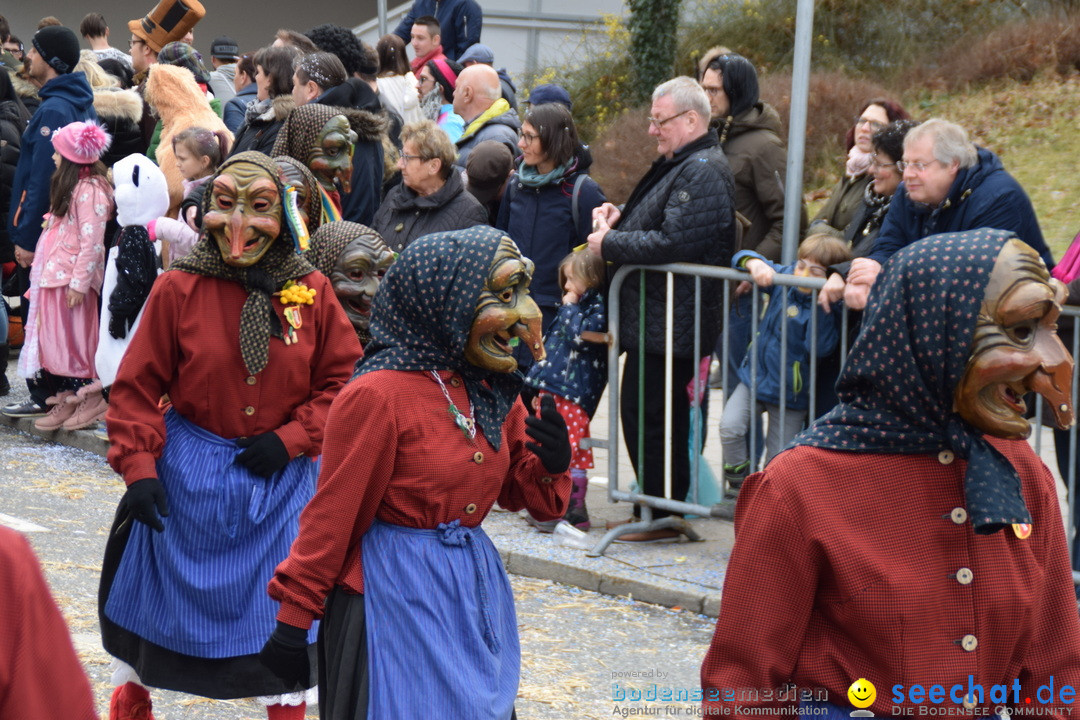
[109,682,154,720]
[266,702,306,720]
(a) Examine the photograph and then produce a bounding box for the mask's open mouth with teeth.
[345,295,372,316]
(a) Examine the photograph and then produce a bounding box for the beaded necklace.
[430,371,476,441]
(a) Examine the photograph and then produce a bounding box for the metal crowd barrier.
[583,261,1080,578]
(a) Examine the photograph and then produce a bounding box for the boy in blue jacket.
[720,233,850,493]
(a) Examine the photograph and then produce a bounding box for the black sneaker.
[2,399,48,417]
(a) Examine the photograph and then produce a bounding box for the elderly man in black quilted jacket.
[588,75,736,542]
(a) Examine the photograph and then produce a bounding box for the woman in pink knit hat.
[18,120,114,431]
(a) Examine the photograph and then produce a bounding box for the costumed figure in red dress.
[0,525,98,720]
[100,150,363,720]
[261,225,573,719]
[701,229,1080,719]
[306,220,394,348]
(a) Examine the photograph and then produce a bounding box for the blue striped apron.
[104,409,319,657]
[363,519,518,719]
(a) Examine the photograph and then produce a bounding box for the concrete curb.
[499,547,723,617]
[0,415,110,457]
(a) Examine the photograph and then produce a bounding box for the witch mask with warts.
[331,231,394,342]
[310,115,356,195]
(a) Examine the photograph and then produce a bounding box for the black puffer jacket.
[602,130,736,358]
[372,169,489,253]
[0,100,25,263]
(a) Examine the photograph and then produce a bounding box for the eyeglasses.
[398,152,428,163]
[520,131,540,145]
[896,159,938,173]
[870,157,896,170]
[129,38,145,49]
[854,116,886,132]
[702,86,724,97]
[648,109,691,129]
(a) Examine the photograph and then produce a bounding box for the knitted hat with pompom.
[52,121,112,165]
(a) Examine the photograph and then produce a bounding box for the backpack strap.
[571,173,587,236]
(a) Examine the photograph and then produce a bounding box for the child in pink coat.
[18,121,114,431]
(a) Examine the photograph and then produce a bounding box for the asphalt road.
[0,423,717,719]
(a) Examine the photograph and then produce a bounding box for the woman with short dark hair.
[372,120,487,253]
[229,45,300,156]
[495,102,605,337]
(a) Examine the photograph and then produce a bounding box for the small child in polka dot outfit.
[525,249,608,531]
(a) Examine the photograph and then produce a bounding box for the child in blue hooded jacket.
[720,233,850,492]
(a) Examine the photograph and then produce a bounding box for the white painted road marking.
[0,513,49,532]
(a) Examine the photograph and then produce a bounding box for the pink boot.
[33,390,77,431]
[62,384,108,430]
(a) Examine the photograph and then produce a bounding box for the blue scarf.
[353,226,523,450]
[516,158,574,188]
[794,228,1031,535]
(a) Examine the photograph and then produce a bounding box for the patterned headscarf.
[171,151,314,376]
[272,155,322,235]
[796,229,1035,534]
[307,221,384,278]
[271,103,347,168]
[354,226,524,450]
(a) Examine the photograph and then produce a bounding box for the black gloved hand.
[524,394,572,474]
[121,477,169,533]
[236,432,291,478]
[259,621,311,687]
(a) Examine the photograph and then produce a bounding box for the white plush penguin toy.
[95,154,170,388]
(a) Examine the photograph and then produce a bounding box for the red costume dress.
[0,526,98,720]
[269,369,570,619]
[101,268,361,698]
[701,442,1080,718]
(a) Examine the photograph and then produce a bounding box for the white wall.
[356,0,626,88]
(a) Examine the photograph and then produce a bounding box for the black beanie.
[33,26,80,75]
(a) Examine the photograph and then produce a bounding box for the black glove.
[121,477,169,533]
[259,621,311,687]
[524,394,572,474]
[236,432,291,478]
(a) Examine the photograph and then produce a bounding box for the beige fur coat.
[145,64,233,217]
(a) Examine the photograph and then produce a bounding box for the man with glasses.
[126,0,205,150]
[844,118,1053,310]
[587,76,736,542]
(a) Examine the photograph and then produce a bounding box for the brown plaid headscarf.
[171,151,315,375]
[271,103,348,167]
[307,221,385,278]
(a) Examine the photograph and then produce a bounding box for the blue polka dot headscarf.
[796,228,1034,534]
[353,225,524,450]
